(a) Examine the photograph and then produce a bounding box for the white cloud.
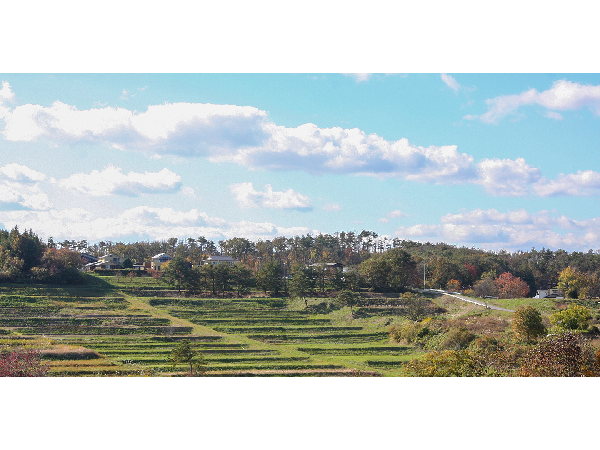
[476,158,541,196]
[345,73,372,83]
[0,81,14,103]
[323,202,342,212]
[4,90,600,199]
[0,163,46,183]
[395,208,600,251]
[0,163,51,211]
[534,170,600,197]
[229,182,312,210]
[380,209,406,222]
[545,111,563,120]
[465,79,600,124]
[58,165,182,196]
[181,186,196,198]
[0,206,313,242]
[441,74,461,92]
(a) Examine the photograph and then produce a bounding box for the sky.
[2,72,600,252]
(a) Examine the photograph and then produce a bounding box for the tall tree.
[494,272,530,298]
[256,261,282,296]
[161,257,194,293]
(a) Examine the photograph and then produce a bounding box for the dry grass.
[39,345,102,360]
[443,316,509,335]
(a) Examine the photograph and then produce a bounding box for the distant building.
[133,262,151,271]
[86,253,123,270]
[201,255,239,266]
[535,288,564,299]
[309,262,344,272]
[151,253,173,271]
[80,253,98,264]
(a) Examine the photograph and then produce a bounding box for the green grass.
[483,297,563,314]
[4,275,528,376]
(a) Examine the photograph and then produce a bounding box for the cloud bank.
[394,208,600,251]
[1,81,599,199]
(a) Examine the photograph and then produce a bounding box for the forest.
[4,227,600,299]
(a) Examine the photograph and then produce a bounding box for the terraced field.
[0,275,429,376]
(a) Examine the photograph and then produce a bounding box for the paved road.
[420,289,515,313]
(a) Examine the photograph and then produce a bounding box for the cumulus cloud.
[3,88,600,199]
[0,163,46,183]
[0,163,51,211]
[0,81,14,103]
[395,208,600,251]
[58,165,182,196]
[1,101,269,156]
[0,82,15,120]
[476,158,541,196]
[0,206,312,242]
[533,170,600,197]
[465,79,600,124]
[229,182,312,210]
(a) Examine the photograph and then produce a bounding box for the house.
[80,253,98,264]
[133,262,151,271]
[535,288,564,299]
[309,262,344,272]
[86,253,123,270]
[201,255,239,266]
[151,253,173,271]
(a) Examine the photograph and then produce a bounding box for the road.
[420,289,515,313]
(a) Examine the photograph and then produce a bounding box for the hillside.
[2,273,599,377]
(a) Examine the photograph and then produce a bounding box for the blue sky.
[2,72,600,251]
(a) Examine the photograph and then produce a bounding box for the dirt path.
[422,289,514,312]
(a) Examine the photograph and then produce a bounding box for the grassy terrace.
[2,273,585,377]
[0,275,405,376]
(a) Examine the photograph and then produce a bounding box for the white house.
[534,288,564,299]
[201,255,239,266]
[151,253,173,271]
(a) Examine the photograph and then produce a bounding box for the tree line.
[6,226,600,296]
[0,227,85,284]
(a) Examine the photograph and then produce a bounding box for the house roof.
[204,255,237,261]
[152,253,173,259]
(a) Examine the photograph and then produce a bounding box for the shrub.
[519,333,600,377]
[0,349,49,377]
[512,305,546,342]
[438,326,476,350]
[550,304,592,332]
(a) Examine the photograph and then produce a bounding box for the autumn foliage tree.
[0,349,49,377]
[519,333,600,377]
[494,272,530,298]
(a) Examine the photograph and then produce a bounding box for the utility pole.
[423,263,426,289]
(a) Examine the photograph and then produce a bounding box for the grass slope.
[3,274,589,377]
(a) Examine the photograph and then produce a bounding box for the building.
[201,255,239,266]
[85,253,123,270]
[309,262,344,272]
[151,253,173,271]
[133,262,151,271]
[80,253,98,264]
[534,288,564,299]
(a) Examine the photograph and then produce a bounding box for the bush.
[512,305,546,342]
[0,349,49,377]
[519,332,600,377]
[438,326,476,350]
[550,304,592,332]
